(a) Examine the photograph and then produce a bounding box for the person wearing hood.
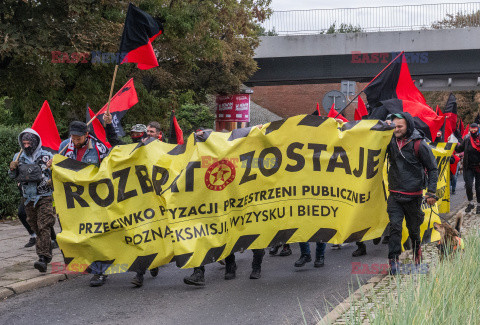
[455,123,480,213]
[385,112,438,275]
[9,129,55,273]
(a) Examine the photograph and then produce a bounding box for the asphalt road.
[0,179,467,325]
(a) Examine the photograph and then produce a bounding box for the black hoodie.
[387,112,438,194]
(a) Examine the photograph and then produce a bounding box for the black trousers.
[463,167,480,203]
[387,195,424,260]
[225,249,265,270]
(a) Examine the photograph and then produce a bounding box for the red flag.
[327,104,348,122]
[119,3,164,70]
[31,100,61,153]
[364,53,426,106]
[354,97,368,121]
[87,108,111,148]
[462,124,470,138]
[168,110,184,144]
[316,102,321,115]
[443,93,458,141]
[97,78,138,115]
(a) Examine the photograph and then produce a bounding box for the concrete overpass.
[245,27,480,91]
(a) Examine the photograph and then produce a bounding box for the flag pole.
[86,64,119,126]
[334,51,405,119]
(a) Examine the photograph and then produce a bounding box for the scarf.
[65,135,108,162]
[469,133,480,152]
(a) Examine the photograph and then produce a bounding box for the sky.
[266,0,480,33]
[271,0,478,11]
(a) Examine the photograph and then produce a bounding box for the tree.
[432,10,480,29]
[0,0,271,132]
[323,22,362,34]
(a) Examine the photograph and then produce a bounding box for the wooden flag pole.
[87,64,119,126]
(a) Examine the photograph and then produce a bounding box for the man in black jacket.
[455,123,480,214]
[385,112,438,275]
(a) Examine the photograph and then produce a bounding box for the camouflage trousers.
[25,196,55,259]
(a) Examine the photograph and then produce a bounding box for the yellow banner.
[53,116,397,273]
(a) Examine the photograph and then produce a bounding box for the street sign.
[322,90,346,113]
[341,80,356,98]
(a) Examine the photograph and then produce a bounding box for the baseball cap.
[69,121,88,136]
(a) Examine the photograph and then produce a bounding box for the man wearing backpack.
[9,129,54,273]
[385,113,438,275]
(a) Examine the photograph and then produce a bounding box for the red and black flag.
[97,78,139,137]
[369,99,444,141]
[86,107,111,149]
[454,118,465,140]
[462,124,470,139]
[167,110,184,145]
[31,100,61,153]
[327,104,348,122]
[364,53,426,107]
[354,96,368,121]
[442,93,458,141]
[120,3,164,70]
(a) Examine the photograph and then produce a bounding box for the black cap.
[471,123,479,128]
[69,121,88,136]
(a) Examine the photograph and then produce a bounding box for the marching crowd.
[8,111,478,288]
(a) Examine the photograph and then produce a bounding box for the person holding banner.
[9,129,55,273]
[385,112,438,275]
[59,121,109,286]
[102,113,160,287]
[59,121,109,166]
[455,123,480,213]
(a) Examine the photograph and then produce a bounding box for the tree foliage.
[0,0,271,133]
[324,22,362,34]
[432,10,480,29]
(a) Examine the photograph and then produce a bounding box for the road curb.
[0,288,15,300]
[2,274,67,297]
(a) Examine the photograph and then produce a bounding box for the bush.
[0,125,28,218]
[176,103,215,136]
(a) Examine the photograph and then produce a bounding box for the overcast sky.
[271,0,477,11]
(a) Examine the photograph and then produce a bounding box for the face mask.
[24,146,34,156]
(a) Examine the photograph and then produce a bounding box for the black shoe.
[373,237,381,245]
[225,262,237,280]
[451,190,456,195]
[34,256,47,273]
[381,236,390,245]
[51,240,59,249]
[90,274,108,287]
[294,254,312,267]
[149,267,159,277]
[131,273,144,287]
[269,244,281,256]
[278,245,292,256]
[352,245,367,257]
[314,256,325,268]
[465,203,475,213]
[25,237,36,248]
[476,206,480,215]
[250,268,261,279]
[183,268,205,286]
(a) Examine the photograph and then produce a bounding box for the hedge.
[0,125,28,218]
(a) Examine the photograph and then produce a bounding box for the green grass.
[363,229,480,324]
